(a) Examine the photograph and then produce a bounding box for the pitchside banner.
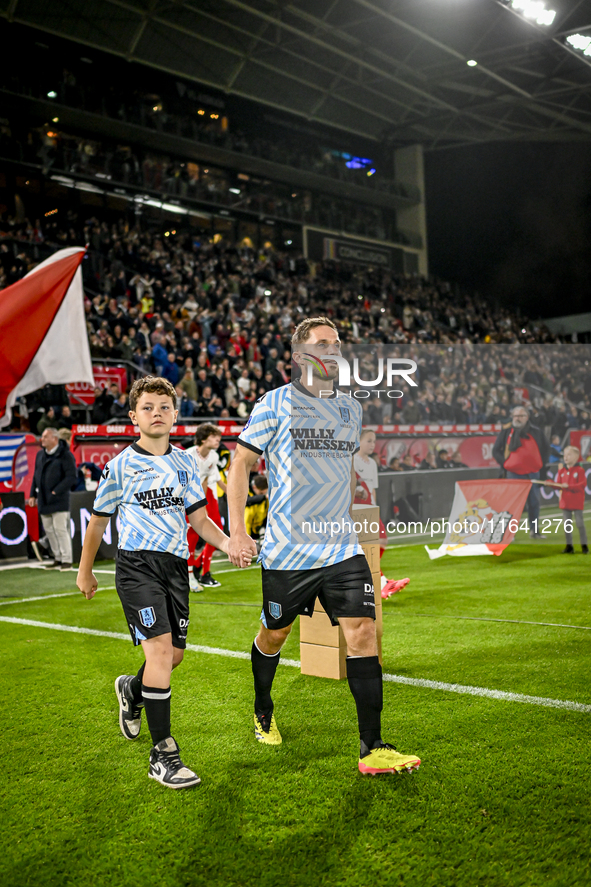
[425,479,531,559]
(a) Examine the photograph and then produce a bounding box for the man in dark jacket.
[492,405,549,538]
[28,427,77,569]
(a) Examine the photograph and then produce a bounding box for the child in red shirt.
[553,446,588,554]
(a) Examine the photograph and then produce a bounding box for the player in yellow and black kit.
[245,475,269,549]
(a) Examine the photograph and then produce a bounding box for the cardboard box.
[300,609,343,647]
[375,604,383,637]
[351,504,380,542]
[302,536,384,678]
[300,641,347,680]
[361,542,381,575]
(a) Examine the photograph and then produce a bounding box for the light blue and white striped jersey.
[92,442,206,559]
[238,380,364,570]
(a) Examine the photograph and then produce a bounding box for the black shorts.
[115,549,190,649]
[261,553,375,630]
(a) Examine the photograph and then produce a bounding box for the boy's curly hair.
[129,376,177,412]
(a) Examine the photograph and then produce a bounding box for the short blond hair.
[291,316,337,347]
[564,445,580,459]
[129,375,177,411]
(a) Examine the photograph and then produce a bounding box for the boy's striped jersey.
[92,442,206,559]
[237,380,364,570]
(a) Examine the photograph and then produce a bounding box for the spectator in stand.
[175,386,194,418]
[419,451,437,470]
[548,435,562,464]
[162,353,180,386]
[436,448,452,469]
[492,405,549,538]
[110,391,132,422]
[179,368,198,403]
[388,456,403,471]
[400,453,415,471]
[57,404,74,430]
[151,334,168,374]
[28,427,77,570]
[450,450,468,468]
[92,385,115,424]
[36,407,59,434]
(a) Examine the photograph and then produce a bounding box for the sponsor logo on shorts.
[138,606,156,628]
[179,618,189,628]
[178,469,188,485]
[364,582,374,596]
[269,601,282,619]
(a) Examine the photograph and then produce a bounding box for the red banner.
[67,366,128,404]
[373,435,498,468]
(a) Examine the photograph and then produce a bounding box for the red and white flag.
[425,478,532,559]
[0,247,93,428]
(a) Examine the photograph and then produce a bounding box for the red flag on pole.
[0,247,93,427]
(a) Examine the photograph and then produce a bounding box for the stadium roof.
[4,0,591,149]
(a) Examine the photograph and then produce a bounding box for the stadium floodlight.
[565,33,591,56]
[502,1,556,27]
[466,59,478,66]
[47,90,57,98]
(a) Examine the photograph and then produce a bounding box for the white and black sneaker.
[44,560,62,570]
[114,675,143,740]
[201,571,221,588]
[148,737,201,789]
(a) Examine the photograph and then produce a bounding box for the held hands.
[77,571,98,600]
[226,532,258,568]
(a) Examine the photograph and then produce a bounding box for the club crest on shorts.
[138,606,156,628]
[269,601,282,619]
[177,469,188,485]
[339,406,351,423]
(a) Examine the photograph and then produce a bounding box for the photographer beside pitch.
[77,376,250,789]
[227,317,421,776]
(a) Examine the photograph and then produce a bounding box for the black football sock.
[129,662,145,704]
[193,566,201,579]
[251,639,280,717]
[346,656,383,756]
[142,684,171,746]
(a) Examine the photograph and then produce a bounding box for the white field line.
[387,612,591,630]
[0,589,117,606]
[381,673,591,713]
[0,615,588,713]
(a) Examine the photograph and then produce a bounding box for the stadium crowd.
[3,63,415,197]
[2,213,590,434]
[0,122,397,244]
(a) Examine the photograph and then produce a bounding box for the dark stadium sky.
[424,142,591,320]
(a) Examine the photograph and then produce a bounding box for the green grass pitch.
[1,534,590,887]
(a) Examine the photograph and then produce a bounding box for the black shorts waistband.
[116,548,187,565]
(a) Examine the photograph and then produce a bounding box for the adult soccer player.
[227,317,421,776]
[77,376,249,789]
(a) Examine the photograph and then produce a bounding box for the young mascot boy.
[552,446,589,554]
[77,376,249,789]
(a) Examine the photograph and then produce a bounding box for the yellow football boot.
[358,743,420,775]
[254,711,282,745]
